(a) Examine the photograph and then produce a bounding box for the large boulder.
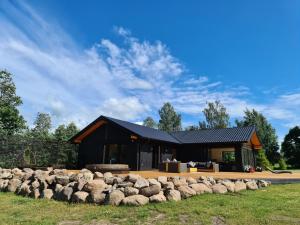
[50,169,67,176]
[190,183,212,194]
[117,182,134,188]
[162,182,174,190]
[122,195,149,206]
[148,179,161,189]
[234,181,247,192]
[177,186,196,199]
[187,177,197,185]
[149,193,166,203]
[83,179,107,192]
[140,184,160,197]
[134,178,149,189]
[0,169,12,179]
[45,175,56,185]
[42,189,54,199]
[94,172,104,180]
[165,189,181,201]
[87,190,106,204]
[55,175,70,186]
[7,178,22,192]
[246,181,258,190]
[212,184,228,194]
[77,170,94,182]
[31,188,40,199]
[23,168,34,174]
[200,180,213,187]
[72,191,89,203]
[55,184,64,194]
[127,174,141,183]
[103,172,113,180]
[222,181,235,193]
[17,181,31,196]
[157,176,167,184]
[22,172,33,181]
[76,179,87,191]
[34,170,49,181]
[104,177,115,185]
[108,190,125,206]
[31,180,40,189]
[0,179,9,191]
[12,168,24,179]
[207,176,216,185]
[258,180,269,188]
[113,176,125,184]
[124,187,139,196]
[59,187,73,201]
[173,179,188,188]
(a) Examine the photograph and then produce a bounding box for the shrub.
[278,157,287,170]
[256,149,272,170]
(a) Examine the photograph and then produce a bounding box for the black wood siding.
[77,123,138,169]
[177,144,209,162]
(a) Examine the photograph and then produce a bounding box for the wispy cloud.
[0,0,299,142]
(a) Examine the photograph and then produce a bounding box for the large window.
[222,151,235,163]
[104,144,126,164]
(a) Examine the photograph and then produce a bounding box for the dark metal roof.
[104,116,180,143]
[71,115,256,145]
[171,126,256,144]
[103,116,179,143]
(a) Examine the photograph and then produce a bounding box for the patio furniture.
[187,161,219,172]
[159,161,187,173]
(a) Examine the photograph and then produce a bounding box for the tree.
[185,125,199,131]
[54,122,79,141]
[236,109,279,164]
[54,122,79,167]
[281,126,300,168]
[158,102,182,132]
[143,117,157,128]
[31,112,52,138]
[256,149,272,169]
[0,70,26,135]
[278,157,287,170]
[200,100,230,129]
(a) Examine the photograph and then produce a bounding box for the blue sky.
[0,0,299,142]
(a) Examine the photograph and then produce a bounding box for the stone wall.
[0,167,270,206]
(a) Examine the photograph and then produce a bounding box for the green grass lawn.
[1,184,300,225]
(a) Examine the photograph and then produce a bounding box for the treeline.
[0,70,79,168]
[1,69,299,169]
[143,101,299,169]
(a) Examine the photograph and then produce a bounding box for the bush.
[278,157,287,170]
[256,149,272,170]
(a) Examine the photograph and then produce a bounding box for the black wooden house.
[70,116,262,171]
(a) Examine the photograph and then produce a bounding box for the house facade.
[70,116,262,171]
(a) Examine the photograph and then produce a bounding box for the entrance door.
[139,144,153,170]
[152,146,159,169]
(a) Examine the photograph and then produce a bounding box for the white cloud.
[98,97,150,121]
[0,0,299,141]
[184,76,208,85]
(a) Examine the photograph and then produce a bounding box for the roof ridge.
[103,115,160,131]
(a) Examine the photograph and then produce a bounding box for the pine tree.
[158,103,182,132]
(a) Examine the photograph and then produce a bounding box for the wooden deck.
[127,170,300,180]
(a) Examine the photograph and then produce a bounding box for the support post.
[235,144,243,171]
[102,145,106,164]
[136,143,140,171]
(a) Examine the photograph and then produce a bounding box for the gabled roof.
[104,116,180,143]
[70,115,259,146]
[171,126,257,144]
[70,116,180,144]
